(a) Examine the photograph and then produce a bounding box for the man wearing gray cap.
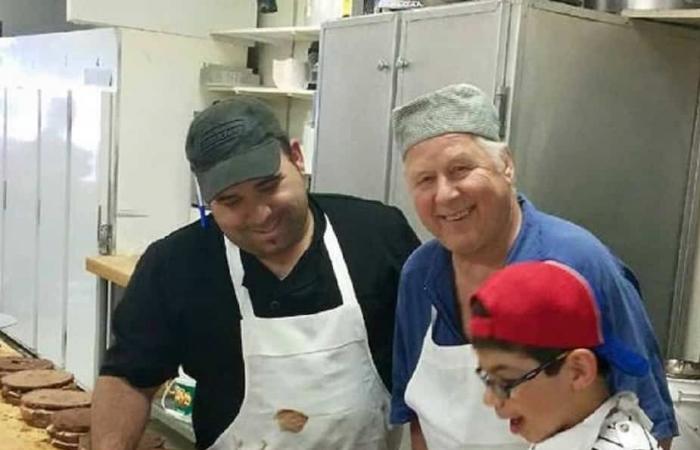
[389,84,676,450]
[91,97,419,450]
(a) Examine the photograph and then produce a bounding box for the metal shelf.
[211,26,320,46]
[206,85,315,100]
[622,8,700,27]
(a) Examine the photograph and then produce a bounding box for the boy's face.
[475,347,573,443]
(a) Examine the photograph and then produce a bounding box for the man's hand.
[410,419,428,450]
[658,437,672,450]
[91,376,158,450]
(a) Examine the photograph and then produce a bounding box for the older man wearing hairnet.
[389,84,676,450]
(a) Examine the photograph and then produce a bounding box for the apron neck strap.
[322,217,357,306]
[225,214,358,319]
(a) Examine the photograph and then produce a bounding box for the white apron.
[404,308,527,450]
[208,217,400,450]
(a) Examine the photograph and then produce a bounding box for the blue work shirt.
[391,195,677,440]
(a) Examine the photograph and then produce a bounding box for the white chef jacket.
[531,392,661,450]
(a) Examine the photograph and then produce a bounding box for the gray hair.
[474,136,508,164]
[475,136,516,189]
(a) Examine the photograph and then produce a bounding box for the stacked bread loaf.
[1,369,75,405]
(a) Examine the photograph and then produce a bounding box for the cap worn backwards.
[469,261,649,377]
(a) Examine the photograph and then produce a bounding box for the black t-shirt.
[100,193,420,449]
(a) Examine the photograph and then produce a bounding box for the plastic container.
[161,366,196,422]
[200,64,260,88]
[307,41,319,90]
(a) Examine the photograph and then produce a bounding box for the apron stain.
[275,409,308,433]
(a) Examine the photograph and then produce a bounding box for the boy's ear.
[566,349,599,391]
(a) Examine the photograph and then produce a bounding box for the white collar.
[529,392,636,450]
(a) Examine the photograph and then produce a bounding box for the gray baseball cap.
[186,97,288,202]
[392,84,501,157]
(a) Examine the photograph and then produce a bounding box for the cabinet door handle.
[377,60,391,71]
[396,58,410,70]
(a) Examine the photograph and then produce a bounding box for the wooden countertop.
[0,336,56,450]
[85,254,140,287]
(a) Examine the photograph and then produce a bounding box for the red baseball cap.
[469,261,649,377]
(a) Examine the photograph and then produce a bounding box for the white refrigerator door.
[64,88,112,388]
[2,88,40,350]
[0,89,5,325]
[36,89,71,366]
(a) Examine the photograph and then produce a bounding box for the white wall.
[114,29,248,254]
[0,0,83,36]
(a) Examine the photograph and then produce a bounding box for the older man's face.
[404,133,516,259]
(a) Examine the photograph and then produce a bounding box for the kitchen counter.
[1,334,194,450]
[0,336,64,450]
[83,255,196,447]
[85,254,139,287]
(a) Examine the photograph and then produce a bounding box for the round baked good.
[51,407,91,433]
[0,357,53,376]
[20,389,91,428]
[2,369,73,390]
[48,407,92,448]
[22,389,91,410]
[2,369,74,405]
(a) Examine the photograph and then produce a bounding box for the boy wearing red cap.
[468,261,662,450]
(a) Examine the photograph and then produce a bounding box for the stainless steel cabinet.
[313,14,400,203]
[314,1,512,239]
[508,3,700,353]
[312,0,700,353]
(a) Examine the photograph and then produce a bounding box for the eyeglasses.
[475,351,570,400]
